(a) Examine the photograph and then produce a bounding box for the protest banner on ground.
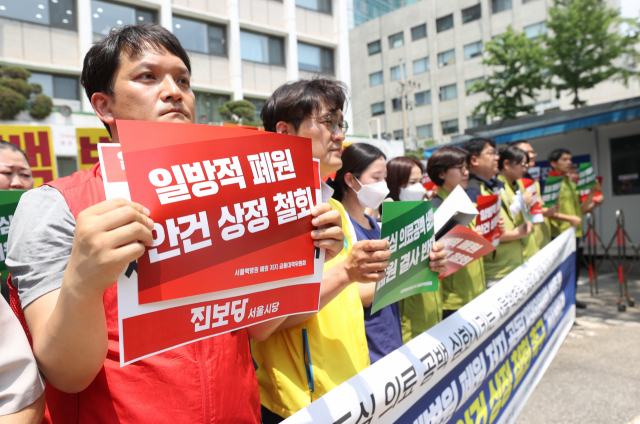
[439,225,495,279]
[541,171,563,207]
[0,126,57,187]
[0,190,25,281]
[476,194,502,246]
[285,227,577,424]
[520,178,543,224]
[76,128,111,171]
[98,129,325,366]
[373,201,438,314]
[116,120,319,305]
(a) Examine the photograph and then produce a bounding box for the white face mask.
[352,176,390,209]
[399,183,426,201]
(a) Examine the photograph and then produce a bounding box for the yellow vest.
[551,176,583,238]
[251,198,370,418]
[503,176,539,261]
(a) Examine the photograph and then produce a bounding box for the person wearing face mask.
[386,157,442,341]
[427,147,486,319]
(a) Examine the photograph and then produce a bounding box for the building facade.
[348,0,637,146]
[0,0,351,175]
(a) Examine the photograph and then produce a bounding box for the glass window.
[437,49,455,67]
[467,115,485,128]
[413,57,429,74]
[390,64,406,81]
[298,43,334,73]
[436,14,453,32]
[28,73,54,98]
[417,124,433,139]
[441,119,459,135]
[241,30,284,65]
[371,102,385,116]
[92,1,155,35]
[28,72,79,100]
[388,32,404,49]
[57,157,78,178]
[524,22,546,39]
[492,0,512,14]
[411,24,427,41]
[415,90,431,106]
[523,0,537,3]
[174,17,226,56]
[0,0,76,29]
[610,134,640,195]
[368,40,381,55]
[439,84,457,101]
[245,97,266,121]
[295,0,331,13]
[370,71,383,87]
[393,129,404,140]
[464,41,483,60]
[462,4,481,23]
[392,97,403,112]
[195,92,230,124]
[466,77,484,94]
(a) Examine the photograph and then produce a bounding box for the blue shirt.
[349,214,403,364]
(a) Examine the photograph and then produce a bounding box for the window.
[436,14,453,32]
[368,40,381,55]
[441,119,459,135]
[392,97,406,112]
[523,0,538,3]
[370,71,383,87]
[92,1,155,36]
[57,157,78,178]
[298,43,334,73]
[464,41,483,60]
[439,84,457,101]
[245,98,266,121]
[371,102,385,116]
[413,57,429,74]
[437,49,455,68]
[466,77,484,94]
[417,124,433,139]
[389,32,404,49]
[610,134,640,195]
[295,0,331,13]
[492,0,512,13]
[411,24,427,41]
[524,22,547,39]
[467,115,485,128]
[393,129,404,140]
[195,92,230,124]
[415,90,431,106]
[174,17,226,56]
[28,72,79,100]
[240,30,284,65]
[390,64,406,81]
[0,0,76,29]
[462,4,481,23]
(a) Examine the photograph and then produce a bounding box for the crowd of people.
[0,23,603,423]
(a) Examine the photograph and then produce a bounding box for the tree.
[545,0,640,108]
[470,26,548,121]
[0,66,53,120]
[219,100,262,126]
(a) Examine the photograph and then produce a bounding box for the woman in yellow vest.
[427,146,486,319]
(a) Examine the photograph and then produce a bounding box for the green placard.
[371,201,438,314]
[541,174,563,207]
[0,190,26,276]
[576,162,596,192]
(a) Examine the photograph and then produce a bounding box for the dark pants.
[442,309,456,320]
[261,405,284,424]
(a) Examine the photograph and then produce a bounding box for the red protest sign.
[422,174,438,194]
[117,121,318,305]
[580,176,603,202]
[521,178,543,223]
[438,225,495,279]
[476,194,502,246]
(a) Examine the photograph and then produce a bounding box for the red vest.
[10,164,261,423]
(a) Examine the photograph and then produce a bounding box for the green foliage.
[219,100,257,125]
[30,83,43,95]
[545,0,640,107]
[0,66,31,80]
[0,86,27,120]
[0,77,33,97]
[471,26,548,121]
[30,94,53,120]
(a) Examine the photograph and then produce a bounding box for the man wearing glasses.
[462,137,503,202]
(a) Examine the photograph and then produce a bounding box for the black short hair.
[333,143,385,202]
[0,140,29,164]
[498,145,526,170]
[426,146,468,186]
[81,24,191,135]
[460,137,496,161]
[261,79,348,133]
[548,148,571,163]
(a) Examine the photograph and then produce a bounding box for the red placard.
[117,121,318,305]
[521,178,543,223]
[580,176,603,202]
[438,225,496,279]
[476,194,502,246]
[422,173,437,193]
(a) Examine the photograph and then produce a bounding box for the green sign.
[0,190,25,279]
[576,162,596,192]
[371,201,438,314]
[541,174,563,207]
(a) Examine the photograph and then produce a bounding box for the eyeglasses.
[520,161,529,167]
[484,149,500,157]
[307,114,349,135]
[450,165,469,173]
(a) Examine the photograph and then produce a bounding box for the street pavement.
[517,263,640,424]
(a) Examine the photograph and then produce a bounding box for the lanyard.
[302,329,314,402]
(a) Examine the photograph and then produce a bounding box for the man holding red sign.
[6,25,345,423]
